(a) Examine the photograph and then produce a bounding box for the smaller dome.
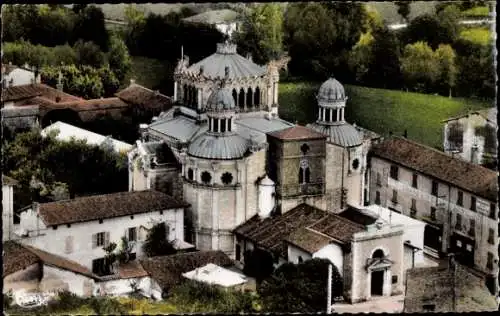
[188,134,249,160]
[206,87,235,111]
[317,77,346,102]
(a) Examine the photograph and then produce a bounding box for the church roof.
[185,43,267,80]
[370,137,498,201]
[187,133,250,160]
[149,115,205,143]
[268,125,327,141]
[206,87,236,111]
[307,122,363,147]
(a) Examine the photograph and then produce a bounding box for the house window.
[487,252,494,270]
[392,275,398,284]
[470,196,477,211]
[390,165,398,180]
[457,191,463,206]
[187,168,194,181]
[430,207,436,221]
[67,224,71,228]
[412,174,418,188]
[489,203,496,219]
[375,191,381,205]
[65,236,74,254]
[235,244,241,261]
[391,190,398,204]
[53,225,58,230]
[298,256,303,263]
[431,181,438,196]
[455,214,462,230]
[128,227,137,242]
[469,219,476,237]
[376,172,381,186]
[92,258,112,276]
[411,198,417,211]
[221,172,233,185]
[93,232,108,248]
[99,219,103,224]
[201,171,212,184]
[488,228,495,244]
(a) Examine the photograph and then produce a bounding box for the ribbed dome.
[307,122,362,147]
[187,134,249,160]
[206,87,235,111]
[317,77,346,102]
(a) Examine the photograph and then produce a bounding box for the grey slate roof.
[307,122,363,147]
[317,77,346,101]
[237,115,295,134]
[187,133,250,160]
[182,9,240,25]
[186,45,267,80]
[149,116,203,143]
[206,87,236,111]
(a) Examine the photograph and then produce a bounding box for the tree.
[400,41,440,92]
[284,2,367,80]
[395,1,411,22]
[243,248,275,283]
[258,258,343,313]
[142,222,177,257]
[401,5,460,50]
[74,40,106,68]
[117,236,134,264]
[234,4,284,64]
[107,35,132,82]
[74,5,109,51]
[434,44,458,97]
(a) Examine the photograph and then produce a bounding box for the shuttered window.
[128,227,138,242]
[65,236,74,254]
[92,232,109,248]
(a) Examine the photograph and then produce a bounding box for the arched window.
[254,87,261,106]
[372,249,384,258]
[305,168,310,183]
[238,88,245,109]
[298,256,303,263]
[332,109,338,122]
[227,118,232,132]
[299,167,304,184]
[209,118,212,131]
[213,119,219,133]
[183,84,188,104]
[187,168,194,181]
[232,89,238,107]
[220,118,226,133]
[201,171,212,184]
[299,159,310,184]
[246,87,253,108]
[193,86,198,107]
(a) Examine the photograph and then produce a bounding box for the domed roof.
[317,77,346,102]
[206,87,235,111]
[187,134,249,160]
[307,122,362,147]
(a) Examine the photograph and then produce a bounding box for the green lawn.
[459,27,493,46]
[123,56,174,92]
[461,6,490,17]
[279,82,493,150]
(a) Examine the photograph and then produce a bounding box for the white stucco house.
[41,121,133,154]
[13,190,191,275]
[2,175,18,242]
[2,63,41,88]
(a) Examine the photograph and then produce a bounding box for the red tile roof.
[370,137,498,201]
[3,241,98,279]
[2,84,82,103]
[46,97,129,111]
[116,83,172,110]
[268,125,327,141]
[38,190,189,226]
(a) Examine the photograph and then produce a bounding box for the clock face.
[300,159,309,169]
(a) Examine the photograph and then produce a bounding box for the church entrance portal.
[371,270,384,296]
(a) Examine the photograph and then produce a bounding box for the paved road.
[332,295,405,314]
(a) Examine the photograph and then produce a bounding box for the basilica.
[128,41,380,256]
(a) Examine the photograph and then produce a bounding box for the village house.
[234,203,408,303]
[2,63,41,88]
[368,136,499,295]
[10,190,192,276]
[41,121,133,154]
[443,107,497,169]
[404,258,498,313]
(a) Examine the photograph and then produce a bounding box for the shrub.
[88,297,127,315]
[54,290,88,311]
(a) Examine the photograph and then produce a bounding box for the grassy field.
[123,56,174,92]
[461,5,490,17]
[278,82,493,150]
[459,27,493,46]
[366,1,438,24]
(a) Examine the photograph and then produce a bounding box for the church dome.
[307,122,362,147]
[187,133,249,160]
[206,87,235,111]
[317,77,346,102]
